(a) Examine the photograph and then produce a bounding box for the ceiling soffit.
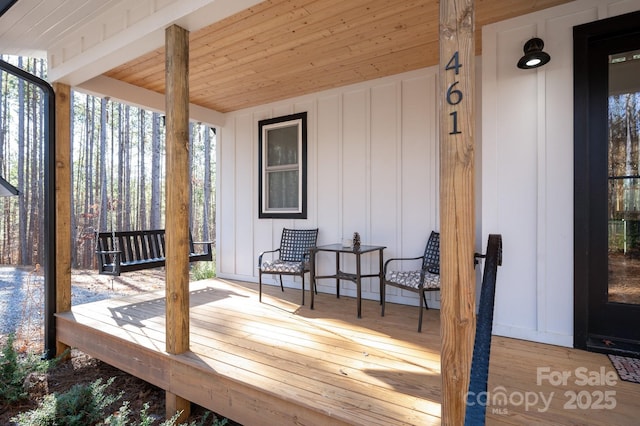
[103,0,571,113]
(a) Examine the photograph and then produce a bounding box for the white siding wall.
[482,0,640,347]
[217,0,640,346]
[218,68,441,308]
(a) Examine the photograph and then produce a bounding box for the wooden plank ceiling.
[105,0,571,113]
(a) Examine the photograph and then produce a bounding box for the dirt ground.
[0,348,171,424]
[0,268,236,425]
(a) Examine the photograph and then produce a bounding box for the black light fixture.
[517,37,551,69]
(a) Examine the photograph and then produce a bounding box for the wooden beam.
[439,0,476,425]
[76,76,227,127]
[165,24,191,420]
[53,82,72,358]
[166,391,190,423]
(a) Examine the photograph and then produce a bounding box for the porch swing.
[95,228,212,276]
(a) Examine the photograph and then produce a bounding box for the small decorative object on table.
[352,232,361,249]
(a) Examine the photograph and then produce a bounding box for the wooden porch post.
[165,24,191,421]
[439,0,476,424]
[53,82,72,357]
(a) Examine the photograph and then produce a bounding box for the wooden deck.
[56,278,640,425]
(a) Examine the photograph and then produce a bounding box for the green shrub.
[105,401,157,426]
[107,401,228,426]
[12,377,122,426]
[190,260,216,281]
[0,334,53,405]
[0,334,24,404]
[3,333,230,426]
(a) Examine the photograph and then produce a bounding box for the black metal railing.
[465,234,503,426]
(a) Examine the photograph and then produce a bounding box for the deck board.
[56,278,640,425]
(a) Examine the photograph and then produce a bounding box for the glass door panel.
[608,49,640,305]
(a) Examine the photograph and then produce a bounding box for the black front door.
[574,11,640,356]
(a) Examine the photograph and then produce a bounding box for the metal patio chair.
[258,228,319,305]
[381,231,440,332]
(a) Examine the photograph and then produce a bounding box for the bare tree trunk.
[80,95,96,268]
[123,105,131,230]
[70,91,78,268]
[23,60,33,266]
[38,60,46,264]
[150,112,162,229]
[202,127,211,242]
[17,57,27,265]
[117,103,124,231]
[138,109,147,230]
[28,58,41,265]
[110,102,116,230]
[98,97,108,232]
[87,97,96,266]
[82,96,96,268]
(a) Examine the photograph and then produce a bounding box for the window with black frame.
[607,49,640,305]
[258,112,307,219]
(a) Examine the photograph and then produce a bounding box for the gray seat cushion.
[387,270,440,289]
[261,259,308,274]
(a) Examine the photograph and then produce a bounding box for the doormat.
[608,354,640,384]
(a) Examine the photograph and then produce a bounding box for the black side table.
[309,243,386,318]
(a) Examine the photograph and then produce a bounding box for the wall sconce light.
[517,37,551,69]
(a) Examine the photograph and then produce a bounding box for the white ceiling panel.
[0,0,120,56]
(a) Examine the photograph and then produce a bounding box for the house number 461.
[445,51,463,135]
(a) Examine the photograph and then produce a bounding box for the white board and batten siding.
[218,68,441,309]
[482,0,640,347]
[218,0,640,347]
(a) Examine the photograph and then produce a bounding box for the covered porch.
[56,278,639,425]
[1,0,638,423]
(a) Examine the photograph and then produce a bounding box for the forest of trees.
[609,92,640,217]
[608,92,640,254]
[0,55,216,269]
